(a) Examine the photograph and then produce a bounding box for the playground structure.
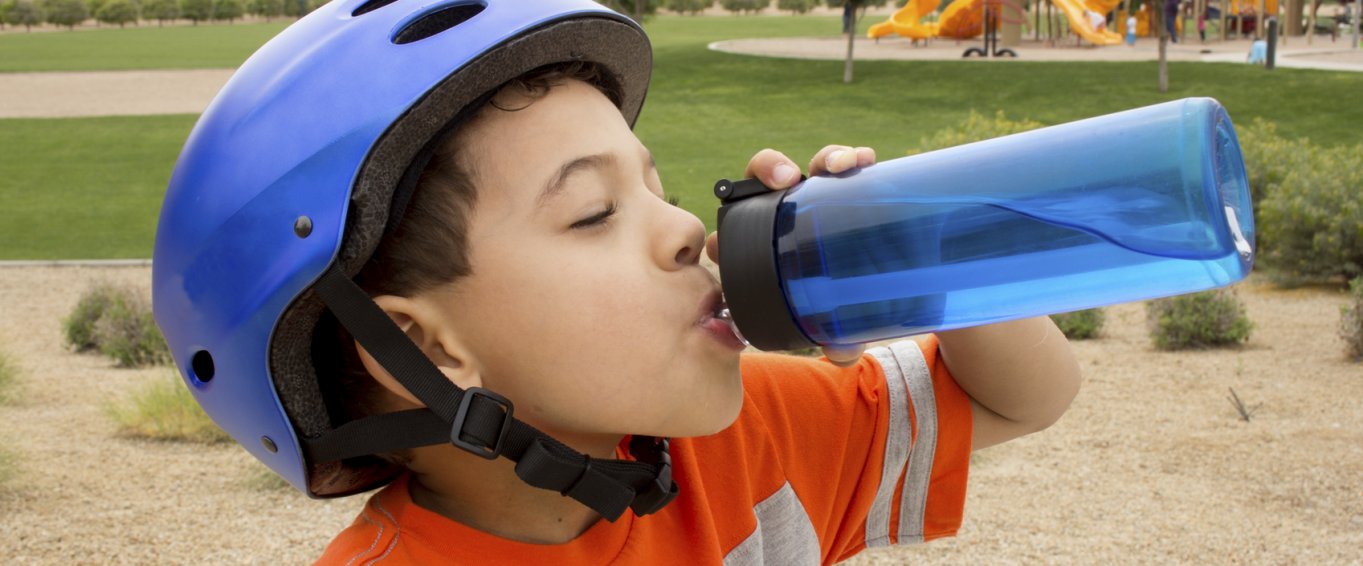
[870,0,1124,45]
[868,0,1289,45]
[1218,0,1282,35]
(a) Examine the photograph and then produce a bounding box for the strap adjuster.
[628,437,679,516]
[450,387,514,460]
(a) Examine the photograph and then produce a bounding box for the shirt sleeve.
[737,335,972,563]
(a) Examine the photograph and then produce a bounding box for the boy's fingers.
[854,146,877,167]
[705,231,720,263]
[744,148,801,189]
[809,145,875,176]
[822,344,866,367]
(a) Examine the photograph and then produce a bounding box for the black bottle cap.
[714,178,817,351]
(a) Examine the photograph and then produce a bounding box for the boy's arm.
[938,317,1081,450]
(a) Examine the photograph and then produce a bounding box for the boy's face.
[424,80,745,446]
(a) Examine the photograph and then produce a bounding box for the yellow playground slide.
[867,0,989,41]
[1052,0,1124,45]
[935,0,988,39]
[867,0,944,40]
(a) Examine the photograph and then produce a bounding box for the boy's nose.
[655,202,706,270]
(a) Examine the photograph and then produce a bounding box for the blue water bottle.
[715,97,1254,350]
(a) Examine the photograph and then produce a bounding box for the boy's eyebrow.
[538,153,617,208]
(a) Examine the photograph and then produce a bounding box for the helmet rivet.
[293,216,313,238]
[261,436,278,453]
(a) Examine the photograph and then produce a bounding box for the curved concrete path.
[711,35,1363,72]
[0,68,233,118]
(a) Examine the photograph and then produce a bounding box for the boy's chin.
[661,398,745,439]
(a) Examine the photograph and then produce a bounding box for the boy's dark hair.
[313,61,626,459]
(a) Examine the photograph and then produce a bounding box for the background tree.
[778,0,815,14]
[211,0,240,21]
[4,0,42,30]
[41,0,87,28]
[720,0,766,14]
[0,0,12,28]
[826,0,890,83]
[95,0,137,26]
[179,0,209,23]
[84,0,103,24]
[597,0,660,20]
[142,0,176,24]
[246,0,280,20]
[665,0,712,14]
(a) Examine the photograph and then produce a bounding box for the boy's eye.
[570,203,617,230]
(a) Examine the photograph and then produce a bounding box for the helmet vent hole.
[191,350,216,382]
[350,0,397,17]
[392,3,485,45]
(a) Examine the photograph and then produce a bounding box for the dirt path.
[1,265,1359,563]
[0,265,362,563]
[711,35,1363,71]
[0,69,232,118]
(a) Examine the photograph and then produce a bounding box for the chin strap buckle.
[449,387,514,460]
[627,436,679,516]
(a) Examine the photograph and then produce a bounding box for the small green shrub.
[106,372,230,444]
[1051,308,1105,340]
[1236,119,1363,285]
[1146,289,1253,350]
[94,292,170,368]
[66,284,170,367]
[911,110,1045,154]
[63,284,120,352]
[1340,277,1363,362]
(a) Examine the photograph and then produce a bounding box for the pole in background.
[1354,0,1361,49]
[1266,17,1277,68]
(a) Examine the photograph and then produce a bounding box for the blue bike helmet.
[153,0,677,520]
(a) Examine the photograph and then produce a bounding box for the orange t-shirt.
[316,338,973,565]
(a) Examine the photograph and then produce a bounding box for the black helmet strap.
[301,265,678,521]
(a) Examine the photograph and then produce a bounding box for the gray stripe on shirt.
[891,340,937,544]
[863,345,912,548]
[723,481,820,566]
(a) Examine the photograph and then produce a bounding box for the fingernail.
[826,150,846,171]
[772,163,798,186]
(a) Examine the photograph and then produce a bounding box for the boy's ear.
[354,294,483,408]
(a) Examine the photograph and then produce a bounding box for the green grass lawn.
[0,22,290,72]
[0,115,196,259]
[2,15,1361,259]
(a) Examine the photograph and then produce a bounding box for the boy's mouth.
[700,290,747,351]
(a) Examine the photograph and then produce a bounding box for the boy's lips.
[699,290,746,351]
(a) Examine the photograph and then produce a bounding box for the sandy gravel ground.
[0,69,233,118]
[0,265,1359,564]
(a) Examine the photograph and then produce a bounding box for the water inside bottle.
[777,136,1253,346]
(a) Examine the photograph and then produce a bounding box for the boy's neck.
[406,434,624,545]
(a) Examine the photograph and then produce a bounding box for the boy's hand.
[705,145,876,367]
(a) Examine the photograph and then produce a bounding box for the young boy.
[153,1,1080,564]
